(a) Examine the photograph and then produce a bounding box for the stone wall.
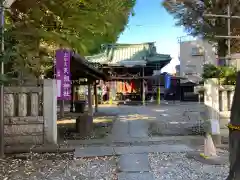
[4,86,44,146]
[195,79,235,131]
[218,85,234,128]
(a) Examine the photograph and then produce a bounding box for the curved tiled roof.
[147,54,171,62]
[109,44,150,64]
[85,52,109,63]
[86,42,171,65]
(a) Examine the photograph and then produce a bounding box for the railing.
[177,36,197,43]
[195,80,235,128]
[4,82,44,145]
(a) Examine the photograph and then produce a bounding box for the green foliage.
[218,66,237,85]
[10,0,136,55]
[202,64,237,85]
[162,0,240,57]
[1,0,136,81]
[202,64,220,80]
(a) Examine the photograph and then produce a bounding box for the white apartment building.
[179,39,217,83]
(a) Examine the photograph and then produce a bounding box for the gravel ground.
[0,153,118,180]
[149,152,229,180]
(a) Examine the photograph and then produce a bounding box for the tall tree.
[2,0,136,79]
[162,0,240,57]
[9,0,136,55]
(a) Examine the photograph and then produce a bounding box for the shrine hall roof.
[86,42,171,66]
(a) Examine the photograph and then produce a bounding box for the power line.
[177,0,240,63]
[127,24,162,27]
[202,0,239,63]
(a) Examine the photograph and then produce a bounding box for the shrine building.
[86,42,172,103]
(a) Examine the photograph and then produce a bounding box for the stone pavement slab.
[74,146,114,157]
[118,154,150,172]
[114,144,193,155]
[149,144,193,153]
[67,135,203,146]
[129,120,149,138]
[118,172,154,180]
[114,146,151,155]
[74,144,193,157]
[110,119,130,140]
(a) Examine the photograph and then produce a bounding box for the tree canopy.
[2,0,136,80]
[162,0,240,57]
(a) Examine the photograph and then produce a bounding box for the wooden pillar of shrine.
[87,82,93,115]
[157,78,161,105]
[70,82,74,112]
[59,100,64,118]
[142,66,145,105]
[94,82,98,113]
[109,81,113,105]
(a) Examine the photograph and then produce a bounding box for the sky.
[117,0,187,66]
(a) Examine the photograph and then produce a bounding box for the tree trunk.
[217,39,227,58]
[226,72,240,180]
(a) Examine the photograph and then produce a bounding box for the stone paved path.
[109,106,153,141]
[107,103,205,141]
[118,153,153,180]
[109,105,197,179]
[74,103,206,179]
[74,144,193,157]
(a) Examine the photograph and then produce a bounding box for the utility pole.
[194,1,240,179]
[203,0,240,64]
[227,1,231,65]
[174,0,240,178]
[176,0,240,62]
[0,0,4,158]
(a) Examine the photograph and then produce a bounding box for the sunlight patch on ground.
[57,119,75,124]
[118,114,156,121]
[57,116,115,140]
[169,121,188,124]
[153,109,168,112]
[93,117,113,123]
[57,117,113,125]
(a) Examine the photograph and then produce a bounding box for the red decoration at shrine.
[130,81,135,92]
[124,81,128,93]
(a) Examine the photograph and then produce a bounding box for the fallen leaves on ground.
[0,153,118,180]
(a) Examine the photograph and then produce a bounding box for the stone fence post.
[204,78,220,122]
[195,79,235,145]
[43,79,57,144]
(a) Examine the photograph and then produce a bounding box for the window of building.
[186,65,196,68]
[184,64,198,75]
[191,47,204,56]
[185,65,196,73]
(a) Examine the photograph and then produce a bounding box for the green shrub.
[202,64,220,80]
[202,64,237,85]
[218,66,237,85]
